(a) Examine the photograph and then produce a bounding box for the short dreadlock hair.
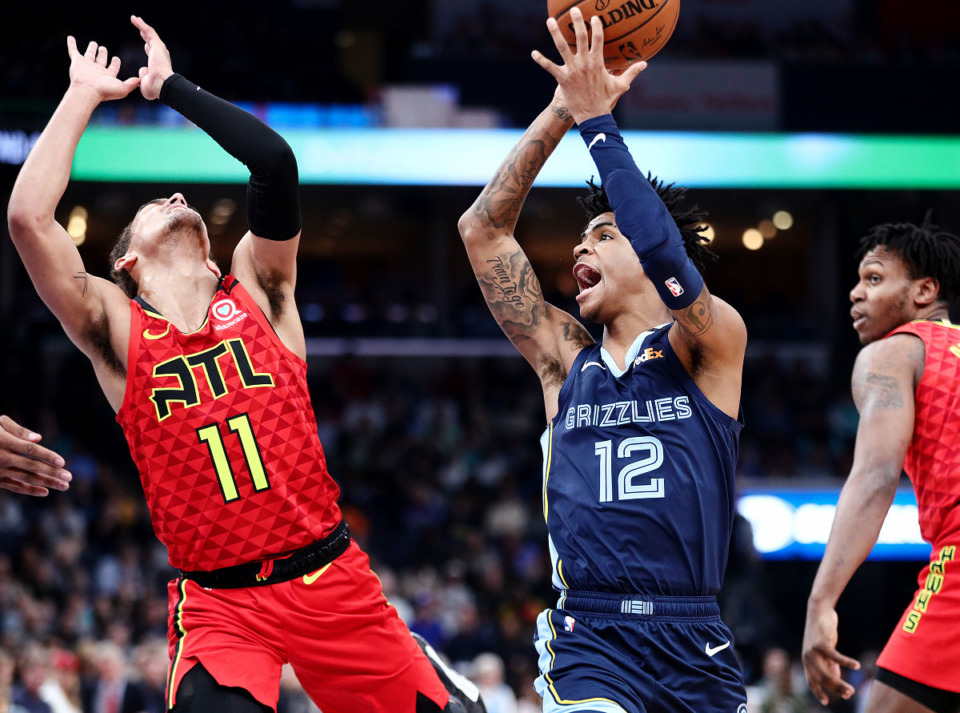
[576,175,717,274]
[856,212,960,303]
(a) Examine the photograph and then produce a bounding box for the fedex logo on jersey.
[664,277,684,297]
[634,347,663,366]
[212,298,248,331]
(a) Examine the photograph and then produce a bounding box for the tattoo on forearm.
[682,300,713,335]
[473,138,548,230]
[561,322,593,351]
[478,250,546,341]
[552,105,572,122]
[74,271,88,297]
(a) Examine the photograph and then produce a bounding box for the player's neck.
[601,303,671,370]
[137,266,220,333]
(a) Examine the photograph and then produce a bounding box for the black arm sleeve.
[159,73,301,241]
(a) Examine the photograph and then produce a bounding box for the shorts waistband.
[180,521,350,589]
[558,590,720,620]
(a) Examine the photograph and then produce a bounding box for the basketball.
[547,0,680,69]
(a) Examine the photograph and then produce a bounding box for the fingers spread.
[97,45,108,67]
[545,18,573,65]
[85,41,97,60]
[588,15,604,56]
[66,35,79,57]
[132,15,157,41]
[571,8,589,57]
[531,50,561,80]
[621,60,647,85]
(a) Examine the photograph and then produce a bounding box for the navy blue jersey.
[542,324,742,597]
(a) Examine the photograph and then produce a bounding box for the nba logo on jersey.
[212,299,240,321]
[665,277,684,297]
[564,616,576,632]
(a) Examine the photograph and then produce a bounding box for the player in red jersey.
[802,216,960,713]
[6,16,483,713]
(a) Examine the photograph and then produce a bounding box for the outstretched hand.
[531,8,646,124]
[802,605,861,705]
[0,415,71,497]
[132,15,174,101]
[66,36,140,102]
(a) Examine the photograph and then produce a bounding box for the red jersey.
[888,319,960,545]
[116,275,341,571]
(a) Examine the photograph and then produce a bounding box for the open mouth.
[573,262,602,292]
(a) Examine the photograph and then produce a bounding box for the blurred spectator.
[745,647,809,713]
[80,642,149,713]
[11,645,52,713]
[472,653,518,713]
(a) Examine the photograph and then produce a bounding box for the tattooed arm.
[802,334,922,705]
[458,94,592,418]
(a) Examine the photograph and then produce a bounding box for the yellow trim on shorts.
[167,578,189,710]
[542,609,623,708]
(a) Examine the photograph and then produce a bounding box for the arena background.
[1,2,959,711]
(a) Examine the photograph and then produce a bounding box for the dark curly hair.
[576,174,717,274]
[856,212,960,303]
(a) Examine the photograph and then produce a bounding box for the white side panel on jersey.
[534,611,630,713]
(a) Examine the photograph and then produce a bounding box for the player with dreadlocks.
[804,217,960,713]
[458,10,749,712]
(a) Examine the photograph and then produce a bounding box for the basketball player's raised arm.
[7,37,139,356]
[132,17,302,331]
[533,11,746,368]
[458,92,594,387]
[802,335,920,704]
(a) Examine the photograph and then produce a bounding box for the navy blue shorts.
[534,592,746,713]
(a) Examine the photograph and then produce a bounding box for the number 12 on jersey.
[595,437,665,503]
[197,414,271,503]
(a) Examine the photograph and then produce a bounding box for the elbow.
[255,134,299,180]
[457,210,481,244]
[271,142,299,182]
[6,198,36,241]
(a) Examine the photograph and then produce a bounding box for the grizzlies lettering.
[565,396,692,430]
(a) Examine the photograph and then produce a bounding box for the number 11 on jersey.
[197,413,271,503]
[595,436,665,503]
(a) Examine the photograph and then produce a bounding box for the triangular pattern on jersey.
[889,320,960,545]
[116,276,341,570]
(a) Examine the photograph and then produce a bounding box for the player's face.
[572,212,645,322]
[131,193,208,256]
[849,246,917,344]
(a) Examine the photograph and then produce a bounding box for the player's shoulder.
[853,331,925,385]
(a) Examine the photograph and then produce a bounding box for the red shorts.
[877,544,960,693]
[165,540,449,712]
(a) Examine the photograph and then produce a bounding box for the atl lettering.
[150,338,274,421]
[567,0,659,34]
